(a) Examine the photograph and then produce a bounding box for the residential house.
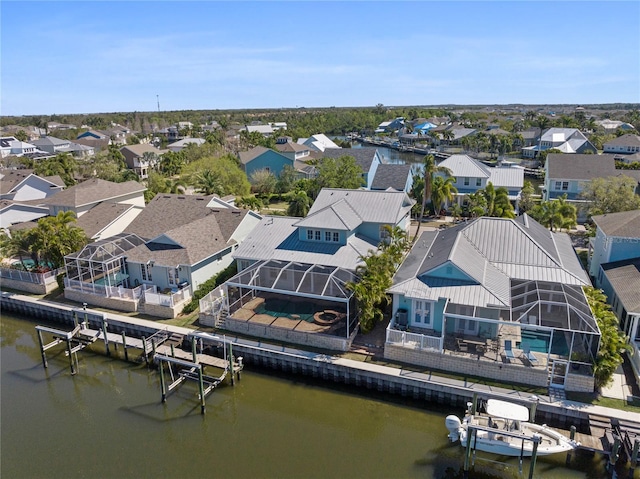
[167,137,206,152]
[215,188,415,350]
[588,210,640,382]
[386,214,599,392]
[47,121,77,131]
[0,137,42,158]
[274,137,312,162]
[77,130,109,142]
[412,121,437,135]
[522,128,597,158]
[0,125,46,141]
[245,124,275,136]
[32,136,95,158]
[543,154,640,217]
[375,117,404,134]
[436,154,524,209]
[320,147,381,189]
[296,134,341,152]
[519,128,542,148]
[239,146,295,178]
[38,178,146,219]
[0,200,49,231]
[595,119,635,133]
[120,144,165,179]
[63,194,261,318]
[370,164,413,193]
[603,134,640,157]
[0,169,65,201]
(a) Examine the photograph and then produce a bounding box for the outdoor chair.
[504,340,516,362]
[522,344,538,365]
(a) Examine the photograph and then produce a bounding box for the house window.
[380,225,390,240]
[464,177,470,186]
[333,232,339,242]
[562,182,568,190]
[413,300,431,326]
[168,268,179,285]
[325,231,332,242]
[457,318,477,335]
[307,230,313,240]
[141,263,152,282]
[314,230,321,241]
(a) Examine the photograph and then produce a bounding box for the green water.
[0,313,626,479]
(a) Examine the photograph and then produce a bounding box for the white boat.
[445,399,579,457]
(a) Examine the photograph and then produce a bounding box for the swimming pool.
[520,330,569,356]
[255,298,320,323]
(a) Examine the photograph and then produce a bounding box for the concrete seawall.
[1,292,628,432]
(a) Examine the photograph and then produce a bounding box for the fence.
[143,285,192,308]
[64,278,142,300]
[386,329,442,352]
[0,267,61,285]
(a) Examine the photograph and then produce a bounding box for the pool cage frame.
[64,233,146,293]
[224,259,360,338]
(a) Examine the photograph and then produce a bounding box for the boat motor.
[445,415,462,442]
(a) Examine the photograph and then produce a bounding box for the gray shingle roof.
[40,179,145,208]
[546,154,617,180]
[604,134,640,148]
[371,164,412,191]
[74,202,134,239]
[238,146,271,165]
[591,210,640,238]
[602,258,640,313]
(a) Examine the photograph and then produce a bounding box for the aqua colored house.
[239,146,294,178]
[385,214,599,392]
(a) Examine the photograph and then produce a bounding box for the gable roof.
[294,198,362,231]
[371,164,412,191]
[0,169,65,195]
[320,147,379,173]
[120,144,164,158]
[602,258,640,313]
[74,202,134,239]
[40,179,145,208]
[438,154,490,178]
[238,146,291,166]
[390,215,590,306]
[167,138,206,148]
[591,209,640,238]
[604,134,640,148]
[308,188,414,224]
[275,141,308,153]
[546,154,617,180]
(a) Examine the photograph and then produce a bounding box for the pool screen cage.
[224,260,360,331]
[64,233,145,288]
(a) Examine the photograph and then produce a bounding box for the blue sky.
[1,1,639,116]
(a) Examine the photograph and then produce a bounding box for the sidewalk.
[601,364,635,401]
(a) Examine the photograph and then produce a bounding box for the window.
[457,318,477,335]
[380,225,390,240]
[307,230,313,240]
[562,181,568,190]
[464,177,470,186]
[413,300,431,326]
[333,232,339,242]
[315,230,321,241]
[325,231,332,242]
[141,263,152,282]
[168,268,179,285]
[476,178,482,187]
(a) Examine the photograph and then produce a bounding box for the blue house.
[385,215,599,392]
[320,147,381,189]
[217,188,415,351]
[239,146,294,178]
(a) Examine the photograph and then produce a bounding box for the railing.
[200,289,225,316]
[386,329,442,352]
[64,278,142,300]
[1,267,61,285]
[143,284,192,308]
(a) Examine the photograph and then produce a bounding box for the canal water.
[0,313,618,478]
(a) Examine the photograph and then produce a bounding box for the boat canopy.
[486,399,529,421]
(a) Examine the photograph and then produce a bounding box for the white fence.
[64,278,142,300]
[386,329,442,352]
[0,267,61,285]
[143,285,192,308]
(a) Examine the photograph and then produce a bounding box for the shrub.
[181,262,237,315]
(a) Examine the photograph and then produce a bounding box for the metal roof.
[293,198,362,231]
[438,154,490,179]
[308,188,414,225]
[233,216,378,271]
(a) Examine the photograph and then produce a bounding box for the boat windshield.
[486,399,529,421]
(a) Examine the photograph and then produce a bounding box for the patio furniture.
[456,338,468,352]
[522,344,538,365]
[504,340,516,362]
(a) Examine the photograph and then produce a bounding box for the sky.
[1,1,639,116]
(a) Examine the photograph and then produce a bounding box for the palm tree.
[0,229,34,269]
[193,169,224,196]
[430,175,458,216]
[465,191,487,218]
[414,154,452,240]
[287,190,312,217]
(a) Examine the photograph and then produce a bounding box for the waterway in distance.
[0,313,622,478]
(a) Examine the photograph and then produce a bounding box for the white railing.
[1,267,61,285]
[200,288,225,315]
[143,285,192,308]
[631,340,640,379]
[386,329,442,352]
[64,278,141,300]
